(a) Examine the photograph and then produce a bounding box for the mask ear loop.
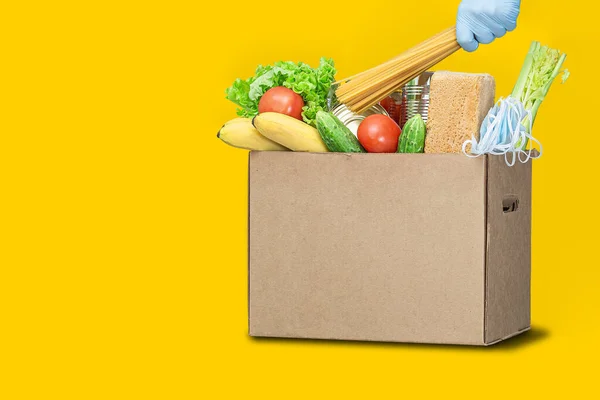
[462,138,481,158]
[462,98,503,158]
[504,100,524,166]
[516,108,543,164]
[463,97,543,167]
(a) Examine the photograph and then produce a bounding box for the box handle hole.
[502,195,519,213]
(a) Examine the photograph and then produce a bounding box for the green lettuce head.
[225,58,336,127]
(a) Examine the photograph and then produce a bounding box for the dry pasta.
[335,27,460,113]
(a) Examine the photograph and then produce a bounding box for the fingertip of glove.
[458,39,479,52]
[456,24,477,52]
[506,21,517,32]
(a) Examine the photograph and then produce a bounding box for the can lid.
[331,103,389,136]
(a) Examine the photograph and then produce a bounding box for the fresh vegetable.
[315,111,365,153]
[398,114,426,153]
[463,41,568,165]
[258,87,304,120]
[357,115,402,153]
[511,42,568,150]
[225,58,336,127]
[218,118,289,151]
[252,112,329,152]
[511,41,568,123]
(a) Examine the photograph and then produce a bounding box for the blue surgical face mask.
[462,97,542,166]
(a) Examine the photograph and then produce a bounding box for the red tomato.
[258,87,304,120]
[357,115,402,153]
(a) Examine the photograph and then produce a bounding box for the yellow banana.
[217,118,289,151]
[223,117,248,126]
[252,112,329,152]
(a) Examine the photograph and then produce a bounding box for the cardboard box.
[248,151,532,346]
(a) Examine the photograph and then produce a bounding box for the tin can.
[329,103,389,137]
[400,72,432,128]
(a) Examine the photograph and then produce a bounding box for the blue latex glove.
[457,0,521,52]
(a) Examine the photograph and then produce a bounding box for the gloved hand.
[456,0,521,52]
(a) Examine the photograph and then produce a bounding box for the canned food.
[329,103,389,136]
[400,72,432,128]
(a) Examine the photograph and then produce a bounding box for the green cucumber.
[316,111,366,153]
[398,114,426,153]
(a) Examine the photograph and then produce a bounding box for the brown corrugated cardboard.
[484,154,532,343]
[248,151,532,345]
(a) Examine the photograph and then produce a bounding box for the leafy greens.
[225,58,336,127]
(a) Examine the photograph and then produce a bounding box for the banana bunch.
[217,113,329,152]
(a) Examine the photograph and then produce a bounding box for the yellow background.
[1,0,598,398]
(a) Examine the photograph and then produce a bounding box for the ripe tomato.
[357,115,402,153]
[258,87,305,120]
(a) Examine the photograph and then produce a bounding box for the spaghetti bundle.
[335,27,460,113]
